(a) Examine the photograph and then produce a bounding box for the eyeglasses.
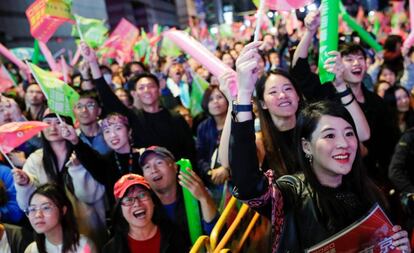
[121,192,150,206]
[25,203,56,217]
[74,102,97,111]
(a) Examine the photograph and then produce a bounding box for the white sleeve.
[68,164,105,204]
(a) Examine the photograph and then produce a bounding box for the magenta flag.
[0,121,49,153]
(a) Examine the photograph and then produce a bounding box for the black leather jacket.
[230,120,368,252]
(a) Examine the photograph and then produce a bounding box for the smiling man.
[139,146,218,248]
[73,90,110,155]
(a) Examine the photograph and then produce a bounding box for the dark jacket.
[196,117,220,183]
[229,120,371,253]
[389,128,414,193]
[4,223,33,253]
[102,222,187,253]
[291,57,399,184]
[93,77,197,170]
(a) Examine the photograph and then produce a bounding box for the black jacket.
[229,120,372,253]
[291,57,399,184]
[93,77,197,170]
[389,128,414,193]
[102,222,187,253]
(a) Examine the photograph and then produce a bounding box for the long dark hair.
[255,69,306,176]
[383,85,414,132]
[295,101,386,231]
[41,114,74,188]
[28,183,80,253]
[201,85,229,117]
[111,186,169,236]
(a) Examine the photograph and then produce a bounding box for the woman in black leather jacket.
[229,42,411,253]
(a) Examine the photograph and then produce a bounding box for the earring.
[305,153,313,164]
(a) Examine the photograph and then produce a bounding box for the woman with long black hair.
[24,183,96,253]
[229,42,410,252]
[13,110,107,248]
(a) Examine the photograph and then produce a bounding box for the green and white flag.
[27,62,79,122]
[72,14,108,48]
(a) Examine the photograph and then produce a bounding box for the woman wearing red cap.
[102,174,186,253]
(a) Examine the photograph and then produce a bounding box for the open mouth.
[332,153,350,164]
[351,68,362,76]
[152,175,162,182]
[278,101,292,107]
[133,210,146,218]
[111,139,120,146]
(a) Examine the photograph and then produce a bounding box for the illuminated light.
[270,27,277,34]
[369,11,375,16]
[307,3,317,11]
[267,12,274,18]
[210,27,218,34]
[299,7,305,12]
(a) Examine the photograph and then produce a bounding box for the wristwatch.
[232,100,253,114]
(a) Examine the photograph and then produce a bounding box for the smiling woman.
[102,174,186,253]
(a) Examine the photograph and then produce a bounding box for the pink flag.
[106,18,139,62]
[0,65,16,92]
[25,0,75,43]
[0,121,49,153]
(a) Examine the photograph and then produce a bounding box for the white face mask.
[103,74,112,84]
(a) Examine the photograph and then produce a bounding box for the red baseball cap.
[113,174,151,199]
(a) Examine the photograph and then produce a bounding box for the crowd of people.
[1,2,414,252]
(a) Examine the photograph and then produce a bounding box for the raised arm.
[292,10,320,68]
[217,71,237,170]
[79,42,132,117]
[324,51,371,141]
[229,41,269,201]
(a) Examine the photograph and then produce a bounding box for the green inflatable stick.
[341,12,383,53]
[176,159,203,244]
[318,0,339,84]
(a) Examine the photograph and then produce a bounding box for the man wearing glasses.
[73,90,110,155]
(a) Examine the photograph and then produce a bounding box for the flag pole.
[0,147,16,169]
[75,15,85,41]
[254,0,266,41]
[25,61,64,125]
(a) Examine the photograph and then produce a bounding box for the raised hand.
[60,123,79,145]
[304,10,320,33]
[178,167,209,201]
[12,169,29,186]
[218,71,237,101]
[235,41,262,98]
[80,41,98,64]
[324,51,347,91]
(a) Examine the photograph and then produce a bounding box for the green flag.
[190,74,210,117]
[160,36,182,58]
[72,14,108,48]
[27,62,79,122]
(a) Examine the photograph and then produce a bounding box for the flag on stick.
[0,65,16,92]
[72,14,108,48]
[0,121,49,154]
[27,62,79,122]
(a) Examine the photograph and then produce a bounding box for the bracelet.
[336,87,352,99]
[342,93,355,106]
